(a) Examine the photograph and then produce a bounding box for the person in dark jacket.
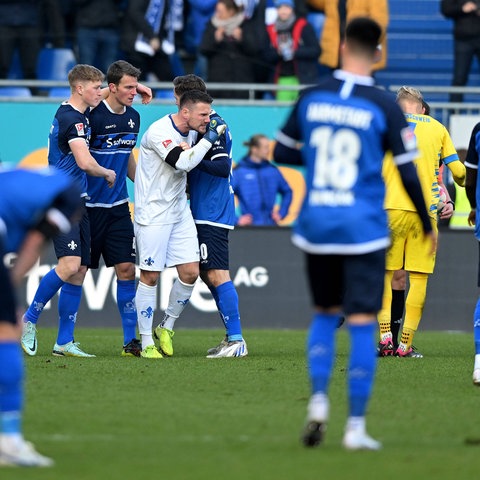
[199,0,262,99]
[120,0,173,82]
[264,0,320,101]
[232,134,292,226]
[441,0,480,102]
[74,0,124,74]
[0,0,43,81]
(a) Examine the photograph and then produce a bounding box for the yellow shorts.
[385,209,437,274]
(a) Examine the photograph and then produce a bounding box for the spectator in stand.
[184,0,217,78]
[120,0,174,82]
[0,1,43,82]
[441,1,480,103]
[73,0,124,74]
[264,0,320,101]
[232,134,292,226]
[199,0,261,99]
[307,0,388,72]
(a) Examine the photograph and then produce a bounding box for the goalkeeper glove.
[203,118,227,144]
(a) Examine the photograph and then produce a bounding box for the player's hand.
[137,82,153,104]
[178,142,190,151]
[468,209,476,226]
[105,169,116,188]
[271,210,282,224]
[237,214,253,226]
[203,118,227,145]
[439,202,454,219]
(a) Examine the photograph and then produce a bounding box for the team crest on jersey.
[75,123,85,136]
[400,126,416,151]
[162,139,172,148]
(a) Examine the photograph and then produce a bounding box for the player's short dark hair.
[173,74,207,97]
[345,17,382,56]
[179,89,213,109]
[107,60,141,85]
[68,64,104,87]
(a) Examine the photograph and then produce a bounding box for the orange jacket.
[307,0,389,70]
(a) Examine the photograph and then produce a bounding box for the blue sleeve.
[273,141,303,165]
[195,156,231,177]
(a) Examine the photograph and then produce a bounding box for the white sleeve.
[174,138,211,172]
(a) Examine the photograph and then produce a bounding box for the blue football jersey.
[188,111,236,229]
[276,70,417,254]
[48,102,91,196]
[465,122,480,240]
[87,100,140,207]
[0,167,74,252]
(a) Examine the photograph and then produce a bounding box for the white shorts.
[134,213,199,272]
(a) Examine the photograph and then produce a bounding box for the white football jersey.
[134,114,198,225]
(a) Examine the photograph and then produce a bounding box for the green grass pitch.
[4,328,480,480]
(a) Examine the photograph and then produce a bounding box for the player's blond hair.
[68,64,104,88]
[396,86,423,104]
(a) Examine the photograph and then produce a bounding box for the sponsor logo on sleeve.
[75,123,85,136]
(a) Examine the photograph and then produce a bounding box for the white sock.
[307,393,329,422]
[163,278,195,329]
[136,281,157,349]
[475,354,480,370]
[345,416,366,433]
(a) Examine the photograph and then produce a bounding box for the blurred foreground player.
[274,17,435,450]
[0,167,82,466]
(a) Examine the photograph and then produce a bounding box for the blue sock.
[208,284,226,330]
[308,312,339,394]
[117,279,137,345]
[57,283,82,345]
[216,281,242,341]
[24,269,64,324]
[347,322,378,417]
[0,342,24,434]
[474,298,480,355]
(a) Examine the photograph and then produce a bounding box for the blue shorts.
[196,224,230,271]
[0,241,17,324]
[306,249,386,315]
[88,203,135,269]
[53,206,91,266]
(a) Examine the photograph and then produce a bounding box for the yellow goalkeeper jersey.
[383,113,460,217]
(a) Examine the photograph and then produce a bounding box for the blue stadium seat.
[36,48,76,81]
[0,87,32,97]
[155,89,175,100]
[7,50,23,79]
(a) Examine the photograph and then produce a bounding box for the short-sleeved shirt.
[48,102,91,196]
[87,100,140,207]
[276,69,417,255]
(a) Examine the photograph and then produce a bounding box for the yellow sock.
[398,272,428,351]
[377,271,394,341]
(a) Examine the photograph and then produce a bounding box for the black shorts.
[0,242,17,324]
[87,203,136,269]
[196,223,230,271]
[53,207,91,265]
[306,249,386,315]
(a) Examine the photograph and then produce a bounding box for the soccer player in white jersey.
[274,17,436,450]
[134,89,227,358]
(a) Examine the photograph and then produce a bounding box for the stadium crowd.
[0,0,389,97]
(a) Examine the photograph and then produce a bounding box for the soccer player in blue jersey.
[0,166,82,466]
[157,74,247,358]
[21,64,117,358]
[274,17,436,450]
[87,60,142,357]
[464,119,480,385]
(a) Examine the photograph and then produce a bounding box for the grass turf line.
[4,328,479,480]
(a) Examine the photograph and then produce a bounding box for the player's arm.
[464,123,480,225]
[273,99,305,165]
[445,157,466,186]
[70,138,116,187]
[127,151,136,182]
[194,134,231,178]
[164,119,227,172]
[438,181,454,220]
[276,170,293,219]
